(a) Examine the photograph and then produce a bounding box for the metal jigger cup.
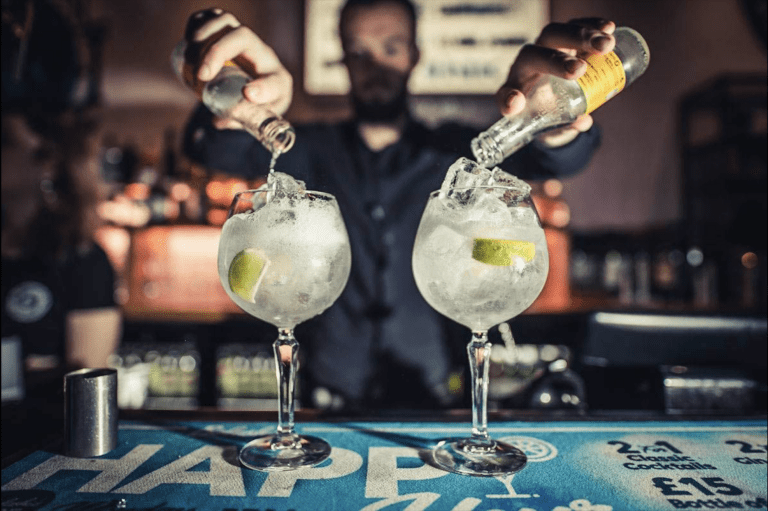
[64,368,118,457]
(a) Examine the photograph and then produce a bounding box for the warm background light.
[550,203,571,228]
[205,176,248,207]
[741,252,758,269]
[543,179,563,198]
[207,208,228,226]
[124,182,150,201]
[170,182,192,201]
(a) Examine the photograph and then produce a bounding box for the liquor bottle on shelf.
[472,27,650,167]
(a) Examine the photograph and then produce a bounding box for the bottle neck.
[472,118,534,168]
[260,117,296,154]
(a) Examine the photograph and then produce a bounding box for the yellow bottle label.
[472,238,535,266]
[577,51,626,114]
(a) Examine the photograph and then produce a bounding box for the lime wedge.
[228,249,268,303]
[472,239,535,266]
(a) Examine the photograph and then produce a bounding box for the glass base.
[239,433,331,471]
[432,437,527,476]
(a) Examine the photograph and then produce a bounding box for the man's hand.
[497,18,616,148]
[188,8,293,130]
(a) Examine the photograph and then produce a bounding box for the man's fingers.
[536,22,615,55]
[535,115,592,147]
[227,100,277,127]
[496,45,585,111]
[536,126,580,148]
[199,26,281,81]
[571,114,594,132]
[212,116,243,130]
[232,27,285,76]
[243,71,293,108]
[185,9,294,119]
[568,18,616,34]
[511,44,587,83]
[192,11,240,42]
[495,89,525,117]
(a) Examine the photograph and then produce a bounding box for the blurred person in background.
[2,0,121,377]
[183,0,613,413]
[1,113,120,372]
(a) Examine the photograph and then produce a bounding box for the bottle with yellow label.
[170,11,295,156]
[471,27,649,167]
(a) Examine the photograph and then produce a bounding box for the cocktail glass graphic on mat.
[412,158,549,476]
[217,174,351,471]
[487,436,559,498]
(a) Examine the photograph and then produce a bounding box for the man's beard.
[349,62,410,123]
[351,87,409,123]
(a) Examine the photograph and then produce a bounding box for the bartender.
[184,0,614,413]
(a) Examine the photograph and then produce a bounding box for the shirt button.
[371,204,386,221]
[383,231,396,246]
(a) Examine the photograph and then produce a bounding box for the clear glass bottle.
[472,27,649,167]
[171,37,295,156]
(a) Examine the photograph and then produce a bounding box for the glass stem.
[274,328,298,438]
[468,330,492,444]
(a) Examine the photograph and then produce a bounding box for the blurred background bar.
[2,0,765,416]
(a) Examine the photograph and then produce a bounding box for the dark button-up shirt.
[184,105,600,408]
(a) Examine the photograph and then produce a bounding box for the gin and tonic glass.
[412,184,549,476]
[218,187,351,471]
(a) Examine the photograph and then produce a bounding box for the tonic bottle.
[472,27,649,167]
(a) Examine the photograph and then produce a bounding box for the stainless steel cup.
[64,368,118,457]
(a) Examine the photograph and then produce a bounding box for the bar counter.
[3,308,767,509]
[3,403,766,511]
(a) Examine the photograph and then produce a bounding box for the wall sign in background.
[304,0,549,95]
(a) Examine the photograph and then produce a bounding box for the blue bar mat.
[2,420,766,510]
